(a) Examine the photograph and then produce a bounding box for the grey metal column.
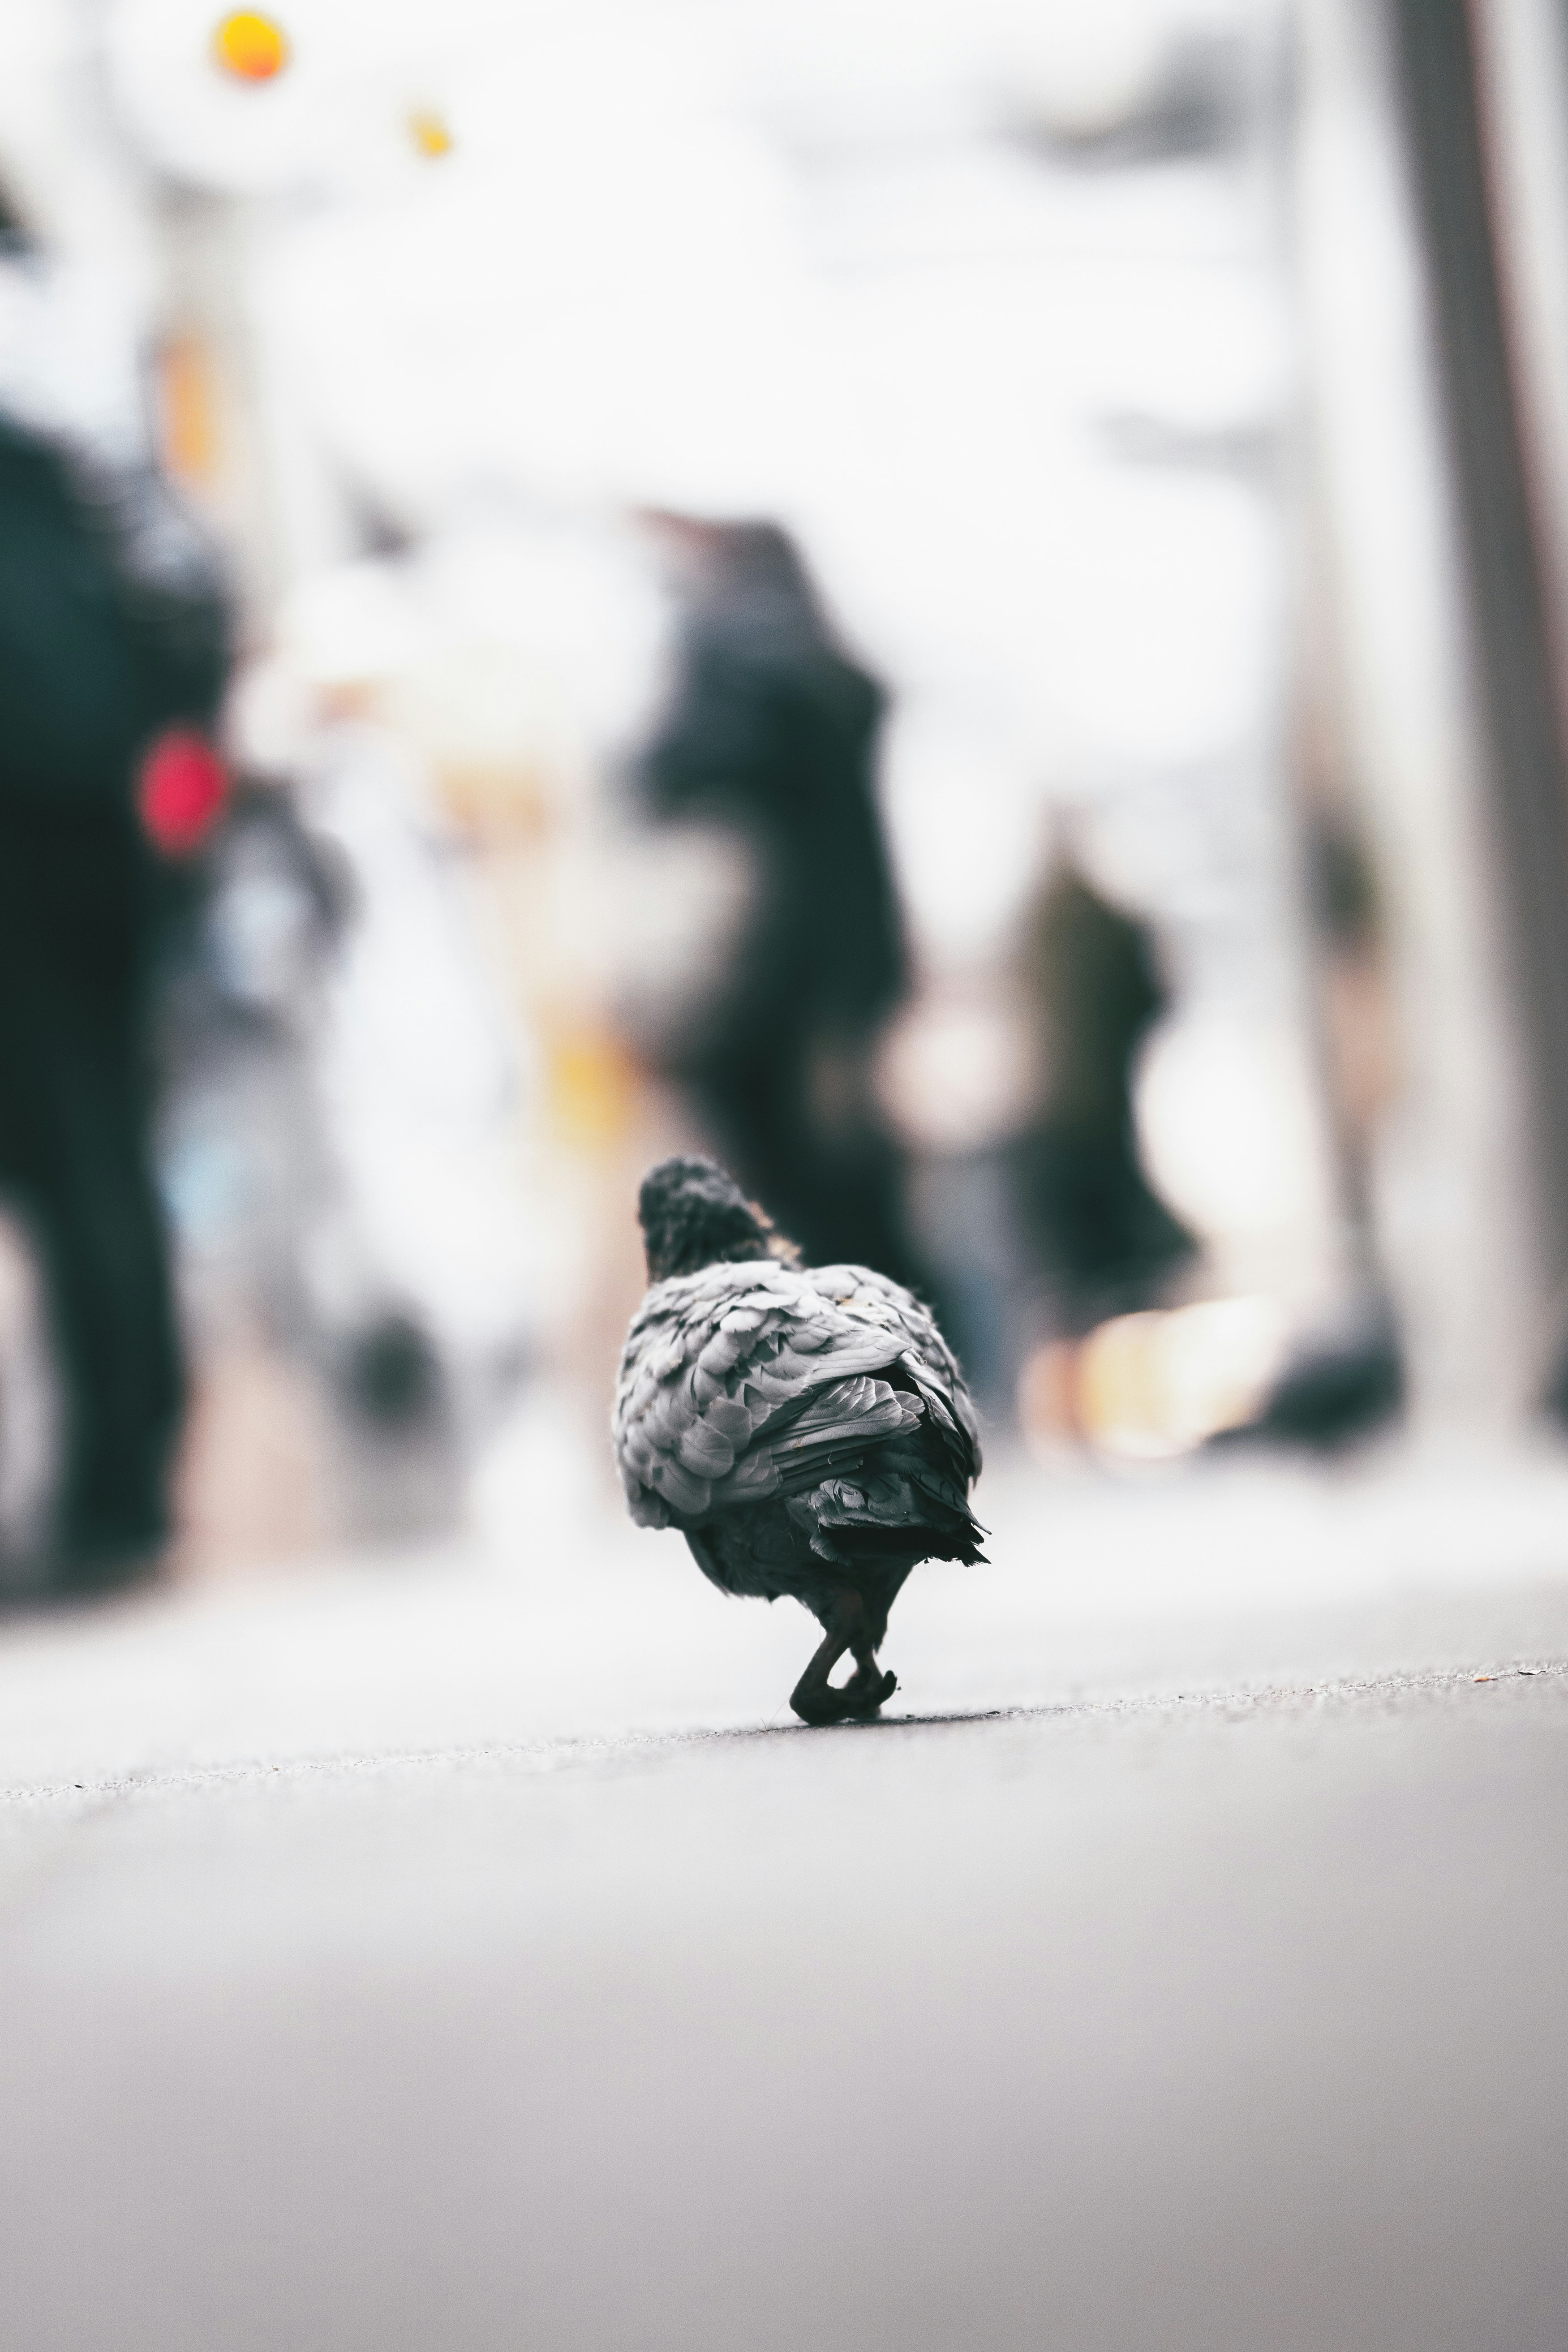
[1295,0,1543,1426]
[1391,0,1568,1367]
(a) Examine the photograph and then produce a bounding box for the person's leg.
[0,810,185,1584]
[37,1130,184,1575]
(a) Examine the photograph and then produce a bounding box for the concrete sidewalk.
[1,1447,1566,2349]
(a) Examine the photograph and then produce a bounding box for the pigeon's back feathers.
[612,1256,985,1569]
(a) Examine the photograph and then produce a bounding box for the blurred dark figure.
[153,774,348,1331]
[635,519,922,1287]
[1212,1296,1404,1454]
[154,776,468,1541]
[1213,815,1404,1453]
[157,777,346,1093]
[0,413,229,1587]
[1012,859,1194,1335]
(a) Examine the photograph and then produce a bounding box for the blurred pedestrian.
[1011,857,1194,1336]
[631,518,922,1286]
[0,412,229,1587]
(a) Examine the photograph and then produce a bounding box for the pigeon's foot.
[789,1663,897,1726]
[790,1591,897,1725]
[841,1662,897,1716]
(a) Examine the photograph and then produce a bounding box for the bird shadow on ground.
[704,1704,1045,1746]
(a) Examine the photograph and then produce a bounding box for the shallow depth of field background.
[3,0,1568,1584]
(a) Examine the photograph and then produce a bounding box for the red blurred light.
[138,729,229,856]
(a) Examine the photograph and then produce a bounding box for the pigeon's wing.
[612,1257,983,1531]
[756,1267,987,1567]
[611,1258,917,1528]
[808,1265,983,1483]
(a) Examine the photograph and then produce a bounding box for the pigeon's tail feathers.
[787,1446,988,1571]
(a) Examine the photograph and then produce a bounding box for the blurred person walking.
[1012,856,1194,1337]
[0,412,229,1588]
[631,519,922,1289]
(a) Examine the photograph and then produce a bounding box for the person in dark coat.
[0,413,230,1587]
[1011,858,1194,1335]
[634,518,921,1289]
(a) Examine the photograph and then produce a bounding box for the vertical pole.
[1390,0,1568,1325]
[1294,0,1550,1426]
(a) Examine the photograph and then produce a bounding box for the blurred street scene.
[9,0,1568,1570]
[1,0,1568,2343]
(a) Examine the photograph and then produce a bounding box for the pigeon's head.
[637,1156,798,1284]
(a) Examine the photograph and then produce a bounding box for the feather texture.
[612,1256,985,1587]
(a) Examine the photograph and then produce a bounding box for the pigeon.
[613,1156,985,1723]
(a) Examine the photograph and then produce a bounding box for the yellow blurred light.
[545,1023,637,1151]
[1022,1296,1288,1462]
[408,107,454,159]
[212,11,289,83]
[157,333,221,490]
[1077,1311,1177,1460]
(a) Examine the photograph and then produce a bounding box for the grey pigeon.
[613,1156,985,1723]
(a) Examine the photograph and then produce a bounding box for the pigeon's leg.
[839,1572,904,1714]
[790,1588,896,1725]
[790,1621,854,1725]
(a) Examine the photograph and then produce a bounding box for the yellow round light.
[408,107,453,160]
[212,11,289,82]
